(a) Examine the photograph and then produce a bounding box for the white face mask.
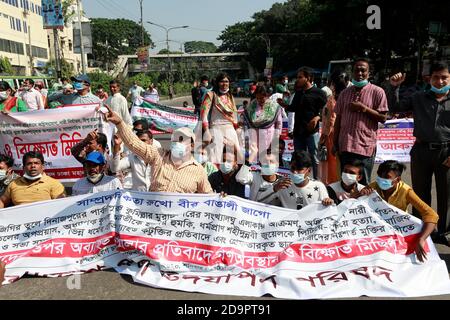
[194,153,207,164]
[342,173,358,186]
[284,80,288,85]
[171,142,187,159]
[219,89,229,94]
[0,91,8,101]
[0,170,7,180]
[23,172,42,181]
[87,173,103,184]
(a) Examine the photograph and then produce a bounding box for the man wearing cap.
[0,151,65,207]
[104,106,213,193]
[72,151,122,196]
[47,74,102,106]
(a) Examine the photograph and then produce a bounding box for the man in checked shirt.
[333,58,389,186]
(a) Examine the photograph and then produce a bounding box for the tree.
[91,18,154,70]
[158,49,182,55]
[0,56,13,75]
[184,41,217,53]
[44,58,74,79]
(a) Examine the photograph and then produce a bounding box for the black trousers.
[410,143,450,235]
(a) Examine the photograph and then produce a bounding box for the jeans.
[294,132,320,179]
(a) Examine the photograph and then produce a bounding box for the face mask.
[0,170,7,180]
[261,164,278,176]
[430,84,450,95]
[22,85,30,91]
[87,173,103,184]
[351,79,369,88]
[219,89,229,94]
[284,80,288,85]
[171,142,187,159]
[23,172,42,181]
[220,162,235,174]
[342,173,358,186]
[194,153,207,164]
[376,176,394,191]
[73,82,84,91]
[0,91,8,101]
[291,173,305,185]
[204,82,209,87]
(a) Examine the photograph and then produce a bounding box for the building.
[0,0,49,75]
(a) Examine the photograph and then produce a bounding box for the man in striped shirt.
[104,105,213,194]
[333,58,388,185]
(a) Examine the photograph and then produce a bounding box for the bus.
[0,75,56,91]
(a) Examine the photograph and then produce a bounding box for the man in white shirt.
[327,160,365,205]
[127,81,145,104]
[105,80,132,127]
[72,151,122,196]
[235,152,284,206]
[110,130,161,191]
[273,150,333,210]
[19,78,44,110]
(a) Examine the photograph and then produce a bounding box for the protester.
[0,81,27,113]
[18,78,45,110]
[272,150,334,210]
[285,67,328,179]
[208,143,246,197]
[326,160,365,205]
[168,84,175,100]
[47,74,102,106]
[72,151,122,196]
[71,130,108,165]
[0,154,20,197]
[182,101,189,108]
[127,81,145,104]
[333,58,388,185]
[387,61,450,243]
[0,151,65,207]
[105,80,132,127]
[143,83,160,103]
[275,75,289,94]
[242,85,283,164]
[34,81,48,107]
[132,119,149,132]
[110,130,161,191]
[191,80,201,115]
[95,84,109,102]
[201,73,240,165]
[357,160,440,258]
[236,151,283,206]
[194,142,218,176]
[105,105,213,193]
[278,138,291,169]
[318,71,348,184]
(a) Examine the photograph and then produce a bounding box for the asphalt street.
[0,95,448,300]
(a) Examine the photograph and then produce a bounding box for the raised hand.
[103,104,123,125]
[390,72,406,87]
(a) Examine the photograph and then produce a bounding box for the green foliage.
[44,58,75,79]
[91,18,154,70]
[158,49,182,55]
[184,41,218,53]
[217,0,449,79]
[87,71,114,93]
[0,56,13,75]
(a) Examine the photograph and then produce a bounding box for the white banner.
[0,191,449,299]
[376,118,415,163]
[0,106,113,182]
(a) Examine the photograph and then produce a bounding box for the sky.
[83,0,287,53]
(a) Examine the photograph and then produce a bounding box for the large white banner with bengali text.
[0,106,113,182]
[0,190,449,299]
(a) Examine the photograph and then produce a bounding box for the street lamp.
[147,21,188,89]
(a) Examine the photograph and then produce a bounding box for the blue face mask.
[351,79,369,88]
[261,164,278,176]
[220,162,235,174]
[171,142,187,159]
[194,153,207,164]
[291,173,305,185]
[376,176,394,191]
[430,84,450,95]
[73,82,84,91]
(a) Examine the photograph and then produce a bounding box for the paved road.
[1,96,448,300]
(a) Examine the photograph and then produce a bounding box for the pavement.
[1,96,449,300]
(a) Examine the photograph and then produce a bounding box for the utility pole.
[28,25,33,75]
[76,0,87,74]
[139,0,144,46]
[53,29,62,79]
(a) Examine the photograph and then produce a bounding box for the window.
[16,18,22,32]
[25,0,29,11]
[31,3,34,13]
[20,0,23,8]
[23,21,27,33]
[10,17,15,30]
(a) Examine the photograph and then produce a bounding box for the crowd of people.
[0,58,449,268]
